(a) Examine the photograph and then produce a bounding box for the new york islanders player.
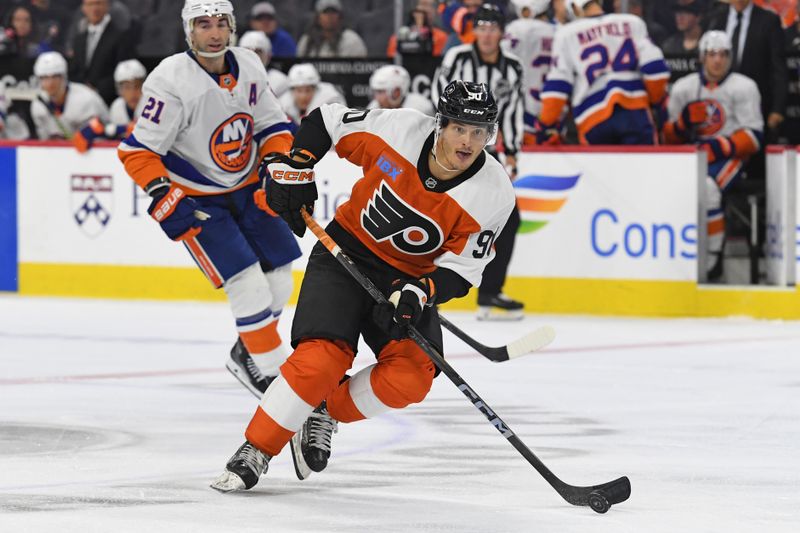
[505,0,558,145]
[537,0,670,144]
[210,81,516,492]
[238,30,289,99]
[279,63,346,126]
[74,59,147,153]
[664,31,763,279]
[117,1,300,398]
[30,51,109,140]
[367,64,435,116]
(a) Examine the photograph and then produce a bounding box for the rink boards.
[1,141,799,319]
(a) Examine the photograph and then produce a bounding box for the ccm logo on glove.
[271,169,314,182]
[151,187,186,222]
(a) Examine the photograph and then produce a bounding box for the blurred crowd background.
[1,0,799,141]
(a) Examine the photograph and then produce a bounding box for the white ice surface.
[1,295,799,532]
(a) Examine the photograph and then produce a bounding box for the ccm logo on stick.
[272,170,314,182]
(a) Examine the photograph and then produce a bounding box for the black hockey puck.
[588,491,610,514]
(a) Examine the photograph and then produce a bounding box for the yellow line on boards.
[15,263,800,320]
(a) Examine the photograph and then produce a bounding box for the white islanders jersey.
[366,93,436,116]
[268,68,289,99]
[280,82,346,124]
[109,96,141,127]
[319,104,515,285]
[504,18,556,122]
[118,48,293,194]
[31,82,109,139]
[541,14,669,134]
[668,72,763,141]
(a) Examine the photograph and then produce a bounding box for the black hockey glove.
[256,151,317,237]
[372,278,435,340]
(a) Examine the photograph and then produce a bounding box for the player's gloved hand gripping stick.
[372,278,435,340]
[145,177,205,241]
[256,151,318,237]
[300,208,631,513]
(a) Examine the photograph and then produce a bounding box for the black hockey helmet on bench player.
[436,80,499,146]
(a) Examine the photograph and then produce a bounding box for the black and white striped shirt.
[432,43,524,156]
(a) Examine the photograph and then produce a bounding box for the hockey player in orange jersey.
[211,81,516,492]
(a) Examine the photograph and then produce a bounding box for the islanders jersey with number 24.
[312,104,515,288]
[118,47,294,194]
[540,14,669,140]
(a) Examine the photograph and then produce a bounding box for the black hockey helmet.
[473,3,505,30]
[437,80,499,126]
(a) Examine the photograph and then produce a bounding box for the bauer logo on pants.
[71,174,113,238]
[361,180,443,255]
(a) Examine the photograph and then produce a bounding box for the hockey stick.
[36,95,73,140]
[438,315,555,363]
[301,210,631,513]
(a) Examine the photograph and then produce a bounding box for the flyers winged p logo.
[361,181,443,255]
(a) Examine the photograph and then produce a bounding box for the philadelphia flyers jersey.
[316,104,515,286]
[118,47,293,194]
[667,71,763,141]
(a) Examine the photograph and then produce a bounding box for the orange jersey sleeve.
[118,147,170,190]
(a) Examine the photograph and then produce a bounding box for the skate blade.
[289,433,313,481]
[476,307,524,322]
[225,360,266,399]
[210,470,247,493]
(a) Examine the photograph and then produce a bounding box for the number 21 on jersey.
[141,97,165,124]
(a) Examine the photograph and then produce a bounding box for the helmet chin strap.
[194,45,228,58]
[431,143,459,173]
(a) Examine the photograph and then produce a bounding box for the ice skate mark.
[546,335,800,354]
[0,330,228,346]
[0,367,223,386]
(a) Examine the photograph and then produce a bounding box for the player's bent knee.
[223,262,273,317]
[280,339,355,406]
[265,263,293,313]
[373,342,436,407]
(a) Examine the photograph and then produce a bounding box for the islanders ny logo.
[513,173,581,233]
[696,99,725,137]
[71,174,113,238]
[210,113,254,172]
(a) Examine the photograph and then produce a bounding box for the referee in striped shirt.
[432,3,525,319]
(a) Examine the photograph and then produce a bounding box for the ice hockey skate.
[290,402,338,480]
[477,293,524,321]
[226,338,272,396]
[210,441,270,493]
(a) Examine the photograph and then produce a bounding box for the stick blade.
[560,475,631,509]
[505,325,556,359]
